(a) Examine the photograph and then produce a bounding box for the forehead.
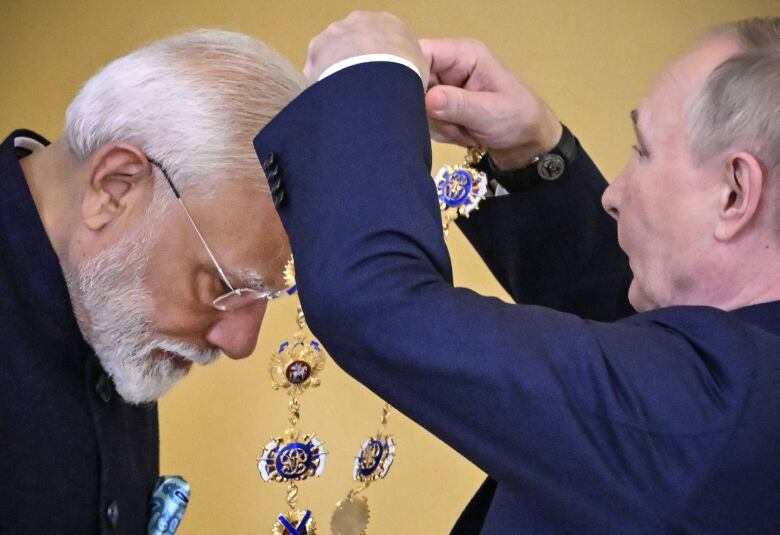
[190,181,290,285]
[640,36,743,127]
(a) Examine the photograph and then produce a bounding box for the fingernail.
[433,93,447,114]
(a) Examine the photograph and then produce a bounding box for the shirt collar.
[14,133,46,155]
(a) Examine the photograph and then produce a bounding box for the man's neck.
[707,236,780,310]
[721,266,780,310]
[19,139,79,259]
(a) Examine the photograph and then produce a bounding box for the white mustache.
[145,339,221,366]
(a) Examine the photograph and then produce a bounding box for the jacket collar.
[0,129,81,330]
[732,300,780,337]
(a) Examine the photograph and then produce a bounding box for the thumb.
[425,85,494,132]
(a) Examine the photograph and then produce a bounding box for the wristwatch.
[476,124,577,193]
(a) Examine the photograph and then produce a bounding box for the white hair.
[64,29,305,196]
[686,18,780,227]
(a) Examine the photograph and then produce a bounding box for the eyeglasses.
[148,157,287,312]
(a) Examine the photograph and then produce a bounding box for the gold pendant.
[261,256,328,534]
[330,495,370,535]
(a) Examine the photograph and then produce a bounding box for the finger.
[303,32,325,81]
[302,57,315,82]
[428,118,478,147]
[421,40,437,89]
[419,38,481,88]
[425,85,497,129]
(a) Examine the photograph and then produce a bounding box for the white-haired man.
[255,13,780,533]
[0,30,302,533]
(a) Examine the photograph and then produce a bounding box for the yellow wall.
[1,1,776,533]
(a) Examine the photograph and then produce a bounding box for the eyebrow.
[230,268,279,293]
[630,109,651,150]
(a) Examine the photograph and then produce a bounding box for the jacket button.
[273,188,285,208]
[262,151,276,170]
[264,164,279,180]
[269,177,283,195]
[95,374,113,404]
[106,499,119,528]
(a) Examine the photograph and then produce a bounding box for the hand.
[304,11,428,87]
[420,38,562,170]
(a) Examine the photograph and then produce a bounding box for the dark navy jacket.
[254,63,780,533]
[451,120,636,533]
[0,130,159,534]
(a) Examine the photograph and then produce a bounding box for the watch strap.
[476,124,577,193]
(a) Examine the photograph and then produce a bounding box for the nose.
[601,173,624,221]
[205,300,268,359]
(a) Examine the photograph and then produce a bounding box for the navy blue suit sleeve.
[456,143,634,321]
[254,63,754,531]
[453,144,634,532]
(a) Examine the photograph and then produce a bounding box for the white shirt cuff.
[318,54,423,85]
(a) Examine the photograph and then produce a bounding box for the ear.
[81,143,154,232]
[714,152,765,242]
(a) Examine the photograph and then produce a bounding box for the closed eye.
[216,275,233,295]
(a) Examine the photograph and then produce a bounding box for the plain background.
[1,1,777,533]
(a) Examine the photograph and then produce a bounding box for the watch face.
[537,153,565,180]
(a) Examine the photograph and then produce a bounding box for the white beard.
[63,205,220,405]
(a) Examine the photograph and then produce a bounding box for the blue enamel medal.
[331,405,395,535]
[433,148,488,236]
